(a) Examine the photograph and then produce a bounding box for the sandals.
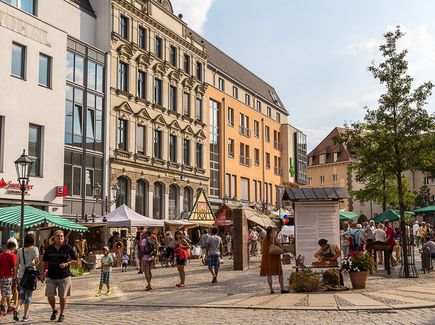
[176,284,185,288]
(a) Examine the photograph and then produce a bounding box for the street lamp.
[93,183,120,222]
[14,150,33,248]
[222,195,229,204]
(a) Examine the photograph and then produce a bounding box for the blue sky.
[171,0,435,150]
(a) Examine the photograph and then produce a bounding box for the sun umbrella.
[372,209,415,223]
[339,211,359,222]
[412,205,435,214]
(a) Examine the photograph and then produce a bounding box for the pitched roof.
[68,0,95,17]
[188,29,287,114]
[308,127,356,165]
[282,187,350,201]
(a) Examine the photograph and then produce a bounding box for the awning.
[339,211,359,222]
[413,205,435,214]
[0,205,87,232]
[243,207,276,228]
[105,205,164,228]
[372,209,415,223]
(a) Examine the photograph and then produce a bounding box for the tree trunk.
[382,171,387,211]
[397,173,409,277]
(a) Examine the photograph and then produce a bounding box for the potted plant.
[340,252,375,289]
[289,267,322,292]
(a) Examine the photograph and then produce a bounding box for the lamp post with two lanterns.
[14,150,33,248]
[93,183,120,222]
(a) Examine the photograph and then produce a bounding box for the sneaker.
[50,310,58,321]
[58,315,65,323]
[95,291,102,297]
[105,290,111,296]
[22,316,30,322]
[13,310,19,321]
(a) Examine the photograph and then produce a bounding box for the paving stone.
[335,293,383,306]
[308,293,337,307]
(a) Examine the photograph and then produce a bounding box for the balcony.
[274,141,283,151]
[274,167,282,176]
[239,156,252,167]
[239,126,251,138]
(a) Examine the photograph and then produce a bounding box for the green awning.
[412,205,435,214]
[339,211,359,222]
[372,209,415,223]
[0,206,87,232]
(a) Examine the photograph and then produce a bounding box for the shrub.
[289,268,322,292]
[340,252,375,274]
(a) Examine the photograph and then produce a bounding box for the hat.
[103,246,110,252]
[165,231,171,235]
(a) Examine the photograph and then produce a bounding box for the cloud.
[171,0,214,33]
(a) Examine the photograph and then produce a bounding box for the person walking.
[260,227,288,294]
[225,232,232,259]
[374,223,386,264]
[43,230,77,323]
[384,220,397,267]
[175,231,190,288]
[0,241,17,317]
[340,222,350,257]
[206,228,223,283]
[199,230,209,264]
[96,247,113,297]
[14,234,40,322]
[141,231,156,291]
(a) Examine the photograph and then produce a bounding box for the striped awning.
[0,206,87,232]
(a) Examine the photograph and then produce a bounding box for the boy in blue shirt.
[96,247,113,297]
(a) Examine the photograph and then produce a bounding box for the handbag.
[20,249,39,291]
[269,243,284,255]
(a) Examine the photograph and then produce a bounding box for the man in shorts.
[0,241,17,316]
[206,228,223,283]
[43,230,77,323]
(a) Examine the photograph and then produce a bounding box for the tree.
[415,184,431,207]
[337,27,435,277]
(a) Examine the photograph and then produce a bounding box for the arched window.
[153,182,164,219]
[117,177,129,207]
[183,187,193,213]
[169,184,179,220]
[135,180,148,216]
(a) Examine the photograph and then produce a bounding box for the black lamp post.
[93,183,120,222]
[14,150,33,248]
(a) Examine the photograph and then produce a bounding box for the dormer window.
[333,152,338,162]
[319,154,326,164]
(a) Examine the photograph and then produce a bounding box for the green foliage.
[70,265,85,277]
[415,184,431,207]
[340,252,375,274]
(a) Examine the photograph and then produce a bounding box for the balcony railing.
[239,126,251,138]
[274,141,283,151]
[239,156,252,167]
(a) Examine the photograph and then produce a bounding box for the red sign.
[0,177,33,195]
[55,186,67,197]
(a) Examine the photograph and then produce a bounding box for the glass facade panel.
[38,54,50,87]
[209,99,220,197]
[11,43,25,78]
[28,124,42,176]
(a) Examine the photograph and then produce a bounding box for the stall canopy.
[243,207,276,228]
[164,220,198,228]
[105,204,164,228]
[339,210,359,222]
[372,209,415,223]
[413,205,435,214]
[0,205,88,232]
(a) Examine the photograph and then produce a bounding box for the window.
[231,175,237,198]
[195,98,203,121]
[169,135,177,162]
[136,180,148,216]
[120,15,129,39]
[267,107,272,118]
[38,54,51,87]
[170,45,177,66]
[276,112,281,122]
[320,176,325,185]
[117,119,128,150]
[183,139,190,165]
[136,125,145,154]
[333,152,338,162]
[228,108,234,126]
[265,126,270,142]
[254,148,260,166]
[240,177,249,201]
[5,0,35,14]
[87,61,104,92]
[86,95,95,147]
[183,187,192,212]
[169,184,180,219]
[154,78,163,105]
[210,99,220,197]
[153,182,164,219]
[228,139,234,157]
[118,62,128,92]
[196,143,203,168]
[183,54,190,74]
[319,154,326,164]
[183,92,190,116]
[218,77,225,91]
[332,174,337,184]
[153,130,162,159]
[137,70,146,99]
[85,169,94,197]
[196,61,202,81]
[245,94,251,106]
[256,101,261,112]
[225,174,230,196]
[239,143,250,166]
[266,153,270,169]
[169,85,177,112]
[309,156,313,165]
[232,86,238,99]
[11,43,25,79]
[66,51,84,85]
[65,87,84,146]
[239,113,250,137]
[28,124,42,176]
[308,178,312,186]
[73,166,82,196]
[138,26,146,49]
[423,177,430,186]
[254,121,259,137]
[155,36,163,58]
[253,180,258,201]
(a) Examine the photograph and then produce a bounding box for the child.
[121,252,129,272]
[0,241,17,316]
[96,247,113,297]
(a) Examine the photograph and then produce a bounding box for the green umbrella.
[412,205,435,214]
[372,209,415,223]
[339,211,359,222]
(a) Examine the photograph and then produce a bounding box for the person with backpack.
[175,231,191,288]
[140,231,156,291]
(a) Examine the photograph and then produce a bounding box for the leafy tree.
[337,27,435,277]
[415,184,431,207]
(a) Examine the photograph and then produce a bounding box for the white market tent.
[105,204,164,228]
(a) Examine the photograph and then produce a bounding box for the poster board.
[294,201,340,266]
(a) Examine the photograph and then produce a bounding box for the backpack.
[143,238,157,256]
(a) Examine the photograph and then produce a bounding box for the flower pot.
[349,271,368,289]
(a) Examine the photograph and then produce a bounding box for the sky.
[171,0,435,150]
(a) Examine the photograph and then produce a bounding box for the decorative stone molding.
[152,62,166,78]
[136,53,152,70]
[168,161,180,169]
[115,149,133,159]
[168,70,181,83]
[152,114,168,126]
[182,77,193,90]
[195,167,206,174]
[114,101,135,119]
[117,43,134,61]
[168,120,182,131]
[152,157,166,166]
[182,165,194,173]
[195,129,206,139]
[195,83,208,96]
[111,31,121,45]
[183,125,195,136]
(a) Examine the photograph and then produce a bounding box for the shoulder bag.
[20,248,39,291]
[269,241,284,255]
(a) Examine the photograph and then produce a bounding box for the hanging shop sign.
[0,177,33,195]
[55,186,68,197]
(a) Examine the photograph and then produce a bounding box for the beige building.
[101,0,209,219]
